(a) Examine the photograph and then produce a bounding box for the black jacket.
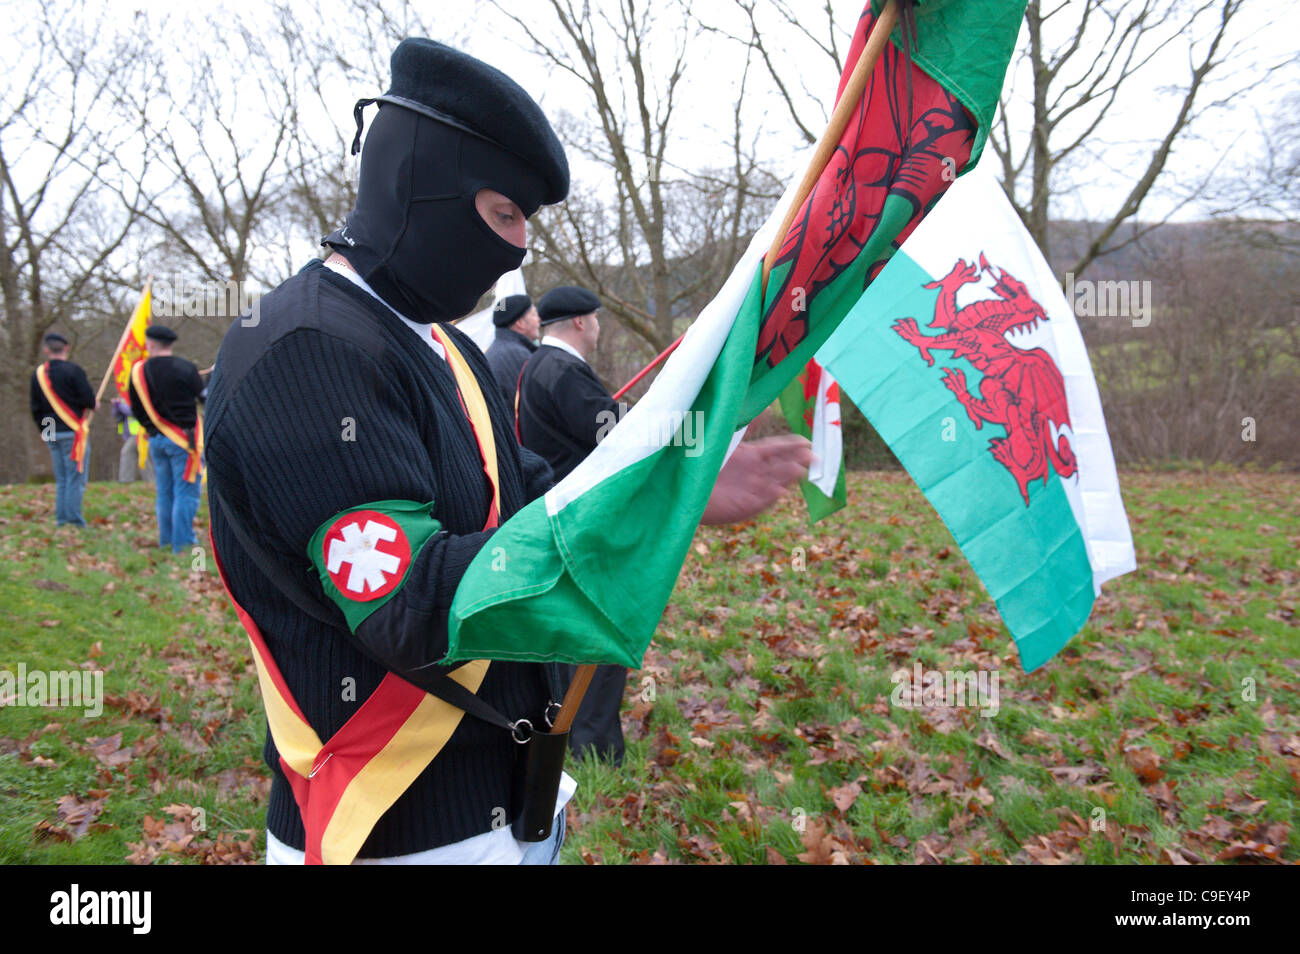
[517,343,620,483]
[205,259,555,857]
[484,326,537,405]
[128,356,204,434]
[30,359,94,434]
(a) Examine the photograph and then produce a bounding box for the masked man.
[206,39,809,866]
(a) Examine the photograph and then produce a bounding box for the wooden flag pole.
[84,277,152,434]
[760,0,900,296]
[549,664,595,735]
[552,1,901,737]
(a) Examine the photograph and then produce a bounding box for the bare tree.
[1093,227,1299,467]
[702,0,851,147]
[0,3,146,483]
[107,10,302,298]
[494,0,781,366]
[1206,86,1300,257]
[991,0,1274,277]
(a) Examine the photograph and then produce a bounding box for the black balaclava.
[323,103,548,324]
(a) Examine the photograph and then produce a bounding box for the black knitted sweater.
[205,259,555,857]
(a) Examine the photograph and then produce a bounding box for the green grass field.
[0,472,1296,864]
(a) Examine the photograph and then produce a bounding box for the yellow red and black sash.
[212,537,490,865]
[432,324,502,530]
[131,360,203,482]
[209,325,504,864]
[35,363,89,473]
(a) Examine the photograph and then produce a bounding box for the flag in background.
[817,162,1136,670]
[110,282,153,470]
[112,282,151,402]
[445,0,1027,669]
[779,359,846,523]
[455,261,528,354]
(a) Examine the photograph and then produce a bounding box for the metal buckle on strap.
[510,719,534,744]
[543,701,561,729]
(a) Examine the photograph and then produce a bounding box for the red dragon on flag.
[892,254,1078,504]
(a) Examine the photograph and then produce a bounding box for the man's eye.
[497,211,516,224]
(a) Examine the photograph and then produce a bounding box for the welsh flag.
[446,0,1026,668]
[778,359,846,523]
[817,163,1137,670]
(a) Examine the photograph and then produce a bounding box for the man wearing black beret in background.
[517,286,617,490]
[30,332,96,528]
[485,293,539,403]
[205,38,810,866]
[128,325,206,553]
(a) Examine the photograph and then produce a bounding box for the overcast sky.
[374,0,1297,221]
[7,0,1298,267]
[186,0,1300,221]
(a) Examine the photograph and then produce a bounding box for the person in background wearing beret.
[516,286,631,764]
[517,286,615,489]
[517,289,813,765]
[484,293,539,404]
[128,325,206,553]
[30,332,97,528]
[204,39,809,866]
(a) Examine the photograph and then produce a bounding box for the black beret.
[537,286,601,326]
[43,332,69,347]
[145,325,178,344]
[355,39,569,208]
[493,294,533,328]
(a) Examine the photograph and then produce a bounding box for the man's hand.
[700,434,813,526]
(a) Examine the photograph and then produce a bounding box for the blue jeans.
[149,435,200,552]
[48,432,89,527]
[519,811,566,865]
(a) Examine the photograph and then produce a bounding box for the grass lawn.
[0,471,1296,864]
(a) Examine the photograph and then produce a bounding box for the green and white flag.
[818,163,1137,670]
[445,0,1027,669]
[448,209,787,667]
[778,358,847,523]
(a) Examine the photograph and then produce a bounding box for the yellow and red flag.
[112,283,152,402]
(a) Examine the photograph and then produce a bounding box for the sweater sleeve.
[517,444,554,501]
[72,365,95,413]
[127,367,146,427]
[216,329,497,686]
